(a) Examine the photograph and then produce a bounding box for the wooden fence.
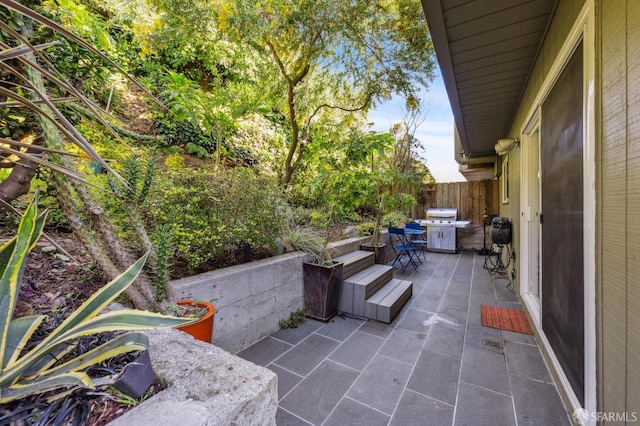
[414,180,499,224]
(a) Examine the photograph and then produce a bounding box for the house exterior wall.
[598,0,640,417]
[503,0,585,295]
[501,0,640,418]
[502,0,588,415]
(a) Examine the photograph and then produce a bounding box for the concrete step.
[339,264,394,316]
[365,279,413,324]
[333,250,375,279]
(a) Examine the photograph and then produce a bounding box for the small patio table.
[404,228,427,263]
[388,227,421,273]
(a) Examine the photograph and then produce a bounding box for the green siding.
[505,0,639,416]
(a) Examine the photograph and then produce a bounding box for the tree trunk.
[282,82,299,188]
[53,180,152,310]
[0,157,38,203]
[0,137,43,203]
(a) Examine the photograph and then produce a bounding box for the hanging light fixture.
[494,138,519,156]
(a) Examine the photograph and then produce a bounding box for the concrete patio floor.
[237,251,571,425]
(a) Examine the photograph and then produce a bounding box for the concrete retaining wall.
[109,329,277,426]
[169,237,372,354]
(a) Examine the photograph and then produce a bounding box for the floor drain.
[482,339,504,349]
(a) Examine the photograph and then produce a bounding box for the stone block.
[109,329,277,426]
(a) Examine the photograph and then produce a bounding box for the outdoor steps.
[365,279,413,324]
[336,250,377,278]
[334,250,413,324]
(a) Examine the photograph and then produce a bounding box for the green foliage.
[309,210,332,229]
[145,167,288,270]
[154,112,256,164]
[164,153,186,171]
[37,189,69,231]
[0,195,191,405]
[355,222,376,237]
[107,382,155,406]
[386,193,416,215]
[155,118,217,152]
[279,224,324,262]
[151,224,173,302]
[383,211,411,228]
[185,142,209,159]
[108,154,155,206]
[279,309,306,329]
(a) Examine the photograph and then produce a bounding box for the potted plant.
[302,223,344,322]
[360,196,388,264]
[279,223,343,322]
[151,221,217,343]
[174,299,216,343]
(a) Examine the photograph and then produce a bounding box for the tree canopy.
[0,0,437,299]
[140,0,436,186]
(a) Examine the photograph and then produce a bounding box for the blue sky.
[367,68,465,182]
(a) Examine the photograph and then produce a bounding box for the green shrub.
[309,210,331,228]
[164,153,186,171]
[383,211,411,227]
[355,222,376,237]
[386,193,416,215]
[145,167,288,271]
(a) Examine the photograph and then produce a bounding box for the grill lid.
[426,208,458,220]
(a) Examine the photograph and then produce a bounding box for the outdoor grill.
[425,208,458,253]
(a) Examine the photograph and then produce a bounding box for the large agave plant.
[0,195,192,404]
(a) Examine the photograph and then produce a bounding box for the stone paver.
[237,251,571,425]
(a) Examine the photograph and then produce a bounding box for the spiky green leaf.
[0,372,92,404]
[2,315,45,369]
[37,331,148,378]
[0,197,40,365]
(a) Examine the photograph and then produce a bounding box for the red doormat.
[481,305,534,335]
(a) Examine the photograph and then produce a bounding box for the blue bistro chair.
[405,222,428,262]
[388,226,419,273]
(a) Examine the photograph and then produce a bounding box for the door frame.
[520,111,542,326]
[518,2,596,422]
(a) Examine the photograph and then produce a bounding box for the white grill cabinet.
[425,208,458,253]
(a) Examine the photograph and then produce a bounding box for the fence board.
[415,180,498,224]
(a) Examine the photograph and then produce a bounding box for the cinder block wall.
[169,237,371,353]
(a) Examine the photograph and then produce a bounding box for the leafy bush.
[155,117,257,165]
[279,309,306,329]
[145,167,288,271]
[383,211,412,227]
[279,225,324,260]
[164,153,186,171]
[355,222,376,237]
[386,193,417,215]
[155,118,217,152]
[308,210,331,229]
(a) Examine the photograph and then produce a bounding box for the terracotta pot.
[114,350,154,399]
[174,299,216,343]
[303,261,343,322]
